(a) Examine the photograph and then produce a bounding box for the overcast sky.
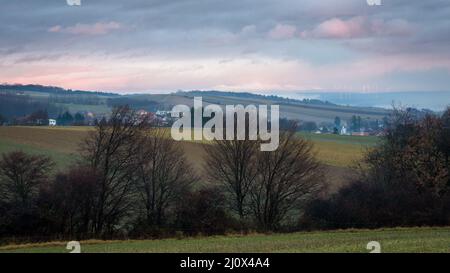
[1,0,450,93]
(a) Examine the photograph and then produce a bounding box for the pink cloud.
[268,24,297,40]
[2,51,448,93]
[48,21,122,35]
[48,25,62,32]
[301,17,413,39]
[312,17,366,39]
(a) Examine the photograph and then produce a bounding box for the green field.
[0,126,88,170]
[0,126,375,168]
[0,126,373,193]
[0,227,448,253]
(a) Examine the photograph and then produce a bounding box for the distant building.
[48,119,57,126]
[156,110,172,117]
[137,109,149,116]
[135,109,156,124]
[340,125,348,135]
[136,109,152,118]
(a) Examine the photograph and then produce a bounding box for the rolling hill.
[1,84,390,123]
[127,91,390,123]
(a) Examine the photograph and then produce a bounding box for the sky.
[0,0,450,93]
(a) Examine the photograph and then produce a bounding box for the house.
[137,109,149,116]
[156,110,172,117]
[135,109,156,124]
[48,119,57,126]
[340,125,348,135]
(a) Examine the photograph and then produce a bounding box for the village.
[0,107,386,137]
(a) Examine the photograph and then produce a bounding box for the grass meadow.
[0,227,448,253]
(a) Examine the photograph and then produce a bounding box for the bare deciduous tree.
[204,138,259,221]
[0,151,53,209]
[134,128,196,226]
[250,129,323,231]
[81,106,148,236]
[45,166,100,237]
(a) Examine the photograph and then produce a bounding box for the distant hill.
[0,84,118,118]
[0,84,392,123]
[0,84,119,97]
[177,90,336,106]
[128,90,390,123]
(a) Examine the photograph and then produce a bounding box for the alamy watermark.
[367,0,382,6]
[367,241,381,253]
[66,0,81,6]
[170,97,280,151]
[66,241,81,253]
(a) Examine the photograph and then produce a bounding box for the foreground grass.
[1,227,449,253]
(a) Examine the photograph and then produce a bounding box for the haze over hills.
[289,91,450,112]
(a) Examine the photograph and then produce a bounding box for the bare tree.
[80,106,148,236]
[134,128,196,226]
[0,151,53,209]
[250,129,323,231]
[46,166,100,237]
[204,138,259,221]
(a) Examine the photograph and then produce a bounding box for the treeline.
[106,97,159,111]
[0,84,118,97]
[0,93,98,126]
[49,94,103,105]
[55,111,88,126]
[0,93,61,120]
[303,107,450,229]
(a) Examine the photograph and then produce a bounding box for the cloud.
[301,17,366,39]
[301,16,413,39]
[2,49,450,93]
[1,0,449,92]
[48,21,122,35]
[240,25,257,36]
[268,24,297,39]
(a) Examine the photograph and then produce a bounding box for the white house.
[48,119,57,126]
[340,124,348,135]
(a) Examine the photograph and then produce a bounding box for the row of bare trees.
[72,107,196,236]
[205,129,323,230]
[0,106,197,239]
